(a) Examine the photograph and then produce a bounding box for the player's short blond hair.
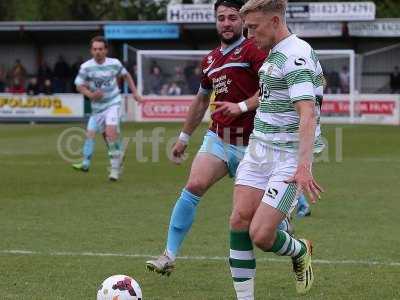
[240,0,287,17]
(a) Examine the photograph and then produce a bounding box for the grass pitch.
[0,123,399,299]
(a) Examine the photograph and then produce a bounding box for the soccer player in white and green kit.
[228,0,325,298]
[73,36,141,181]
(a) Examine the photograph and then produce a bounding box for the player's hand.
[212,102,242,117]
[90,90,103,101]
[284,165,324,203]
[133,94,144,103]
[170,140,187,165]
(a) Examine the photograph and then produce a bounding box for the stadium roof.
[1,19,400,40]
[0,21,172,31]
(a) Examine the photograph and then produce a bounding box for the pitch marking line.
[1,250,400,267]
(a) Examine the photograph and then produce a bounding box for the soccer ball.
[97,275,142,300]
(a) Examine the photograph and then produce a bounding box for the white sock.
[110,156,120,169]
[108,142,121,169]
[233,278,254,300]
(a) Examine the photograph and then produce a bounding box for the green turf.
[0,123,399,299]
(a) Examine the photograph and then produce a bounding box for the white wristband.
[178,132,190,145]
[238,101,248,113]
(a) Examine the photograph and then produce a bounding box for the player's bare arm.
[121,73,142,102]
[286,100,324,203]
[212,92,259,117]
[171,92,210,163]
[77,84,103,101]
[182,92,211,135]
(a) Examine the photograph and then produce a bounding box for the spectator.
[53,55,70,93]
[10,59,27,87]
[167,81,182,96]
[41,79,54,95]
[0,65,6,92]
[37,60,53,87]
[160,83,169,96]
[339,66,350,94]
[71,56,84,77]
[186,66,201,94]
[7,78,25,94]
[71,56,84,91]
[26,77,40,96]
[171,66,186,93]
[172,66,185,83]
[390,66,400,93]
[148,65,164,95]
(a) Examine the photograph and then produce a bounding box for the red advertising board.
[137,95,399,124]
[141,97,194,121]
[321,94,400,124]
[322,99,396,116]
[357,100,396,115]
[321,100,349,115]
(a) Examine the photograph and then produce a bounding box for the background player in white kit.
[73,36,141,181]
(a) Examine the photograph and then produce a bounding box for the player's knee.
[105,126,118,140]
[106,132,118,140]
[185,179,208,196]
[229,209,251,230]
[250,226,275,251]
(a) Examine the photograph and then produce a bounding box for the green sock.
[229,231,256,282]
[269,230,306,258]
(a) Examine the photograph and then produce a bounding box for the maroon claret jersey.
[200,37,267,146]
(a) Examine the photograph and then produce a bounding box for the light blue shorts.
[198,130,246,178]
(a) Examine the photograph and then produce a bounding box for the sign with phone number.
[287,2,375,22]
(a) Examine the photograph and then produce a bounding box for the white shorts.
[235,139,300,215]
[87,104,121,133]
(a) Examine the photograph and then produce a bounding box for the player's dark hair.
[90,36,108,48]
[214,0,245,11]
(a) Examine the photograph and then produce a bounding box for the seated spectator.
[7,78,25,94]
[167,81,182,96]
[26,77,40,96]
[41,79,54,95]
[160,83,169,96]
